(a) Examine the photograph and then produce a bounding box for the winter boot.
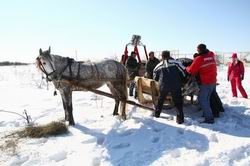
[201,118,214,124]
[154,110,161,118]
[176,115,184,124]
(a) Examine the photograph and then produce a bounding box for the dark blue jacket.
[153,59,186,91]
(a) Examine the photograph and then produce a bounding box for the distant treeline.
[0,61,30,66]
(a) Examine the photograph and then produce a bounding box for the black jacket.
[145,57,160,79]
[153,59,186,91]
[125,56,139,79]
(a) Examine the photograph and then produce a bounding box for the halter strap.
[36,57,57,81]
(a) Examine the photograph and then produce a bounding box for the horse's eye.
[43,62,46,65]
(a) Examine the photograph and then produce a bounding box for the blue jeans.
[198,84,216,122]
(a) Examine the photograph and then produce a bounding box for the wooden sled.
[135,76,198,108]
[134,76,173,106]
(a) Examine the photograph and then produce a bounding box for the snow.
[0,64,250,166]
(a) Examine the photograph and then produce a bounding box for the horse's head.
[36,47,56,80]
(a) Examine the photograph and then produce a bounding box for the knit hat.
[232,53,237,59]
[197,44,207,51]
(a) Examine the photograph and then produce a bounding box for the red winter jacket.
[186,52,217,85]
[227,61,244,80]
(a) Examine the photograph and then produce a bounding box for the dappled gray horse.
[36,47,128,125]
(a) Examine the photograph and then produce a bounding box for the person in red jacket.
[186,44,217,124]
[227,53,248,98]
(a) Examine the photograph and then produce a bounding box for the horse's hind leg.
[113,100,120,116]
[120,100,127,120]
[108,82,128,120]
[59,87,75,125]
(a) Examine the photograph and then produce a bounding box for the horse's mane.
[50,54,98,65]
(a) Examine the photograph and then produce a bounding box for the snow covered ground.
[0,64,250,166]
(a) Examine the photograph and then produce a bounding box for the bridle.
[36,54,74,83]
[36,56,57,81]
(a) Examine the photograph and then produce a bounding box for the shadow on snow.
[162,103,250,138]
[73,116,209,166]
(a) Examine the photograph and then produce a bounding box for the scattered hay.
[0,121,68,156]
[0,139,18,155]
[17,121,68,138]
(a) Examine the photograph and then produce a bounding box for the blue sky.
[0,0,250,62]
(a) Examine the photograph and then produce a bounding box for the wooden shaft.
[53,79,155,111]
[88,88,154,111]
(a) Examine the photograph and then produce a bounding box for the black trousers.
[155,89,183,116]
[210,89,224,117]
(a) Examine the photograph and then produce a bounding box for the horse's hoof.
[121,115,127,120]
[69,121,75,126]
[113,113,119,116]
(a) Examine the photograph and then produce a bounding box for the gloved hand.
[241,75,244,80]
[183,68,189,75]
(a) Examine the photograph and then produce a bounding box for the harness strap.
[93,63,100,79]
[36,57,57,81]
[115,62,120,79]
[67,57,73,78]
[77,62,81,80]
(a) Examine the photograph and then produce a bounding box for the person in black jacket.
[153,50,186,124]
[126,51,140,80]
[145,51,160,79]
[125,51,140,96]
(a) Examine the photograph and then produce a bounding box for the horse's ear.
[48,46,51,54]
[39,48,42,55]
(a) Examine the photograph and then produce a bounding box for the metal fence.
[154,50,250,65]
[154,50,193,60]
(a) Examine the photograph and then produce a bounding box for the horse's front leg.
[113,100,120,116]
[60,88,75,125]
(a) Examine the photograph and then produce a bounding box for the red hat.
[232,53,237,59]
